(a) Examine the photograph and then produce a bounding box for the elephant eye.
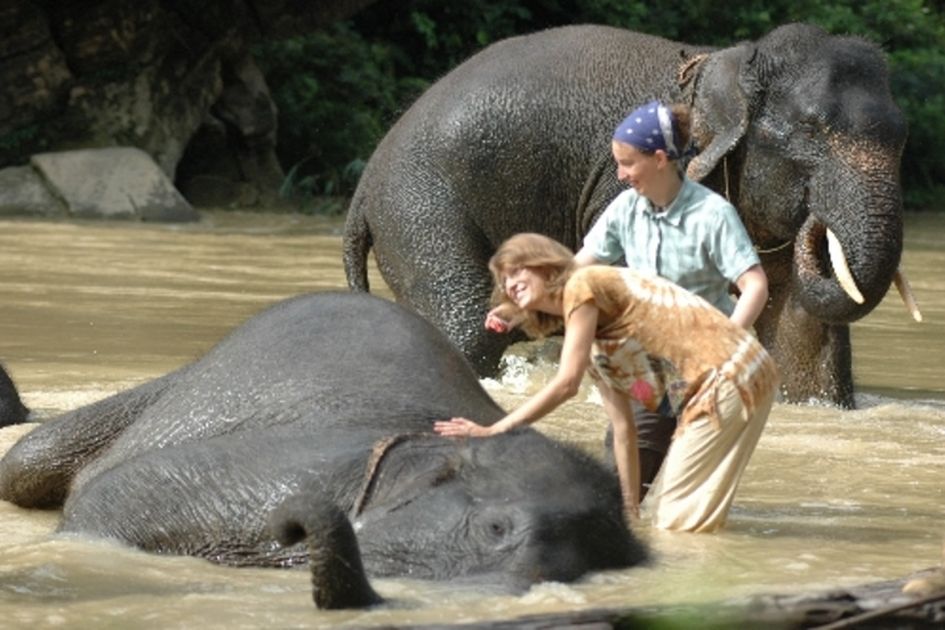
[475,509,515,544]
[487,518,511,539]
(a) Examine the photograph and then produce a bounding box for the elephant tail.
[342,198,373,292]
[270,492,383,610]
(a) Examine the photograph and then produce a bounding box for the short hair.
[488,233,575,338]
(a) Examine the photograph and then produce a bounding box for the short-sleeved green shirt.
[579,178,759,316]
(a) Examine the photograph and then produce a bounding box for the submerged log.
[398,568,945,629]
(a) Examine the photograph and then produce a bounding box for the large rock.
[0,0,383,210]
[30,147,199,221]
[0,166,67,217]
[175,52,286,208]
[0,3,72,131]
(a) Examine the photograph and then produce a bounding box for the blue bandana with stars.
[612,100,682,160]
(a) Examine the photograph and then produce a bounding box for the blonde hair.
[488,233,576,338]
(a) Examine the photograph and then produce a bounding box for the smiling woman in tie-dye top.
[435,233,778,532]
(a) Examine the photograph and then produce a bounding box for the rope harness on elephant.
[676,52,709,93]
[351,433,418,517]
[753,238,794,254]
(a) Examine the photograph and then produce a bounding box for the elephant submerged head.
[685,23,917,404]
[271,431,647,609]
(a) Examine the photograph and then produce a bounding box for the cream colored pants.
[644,378,774,533]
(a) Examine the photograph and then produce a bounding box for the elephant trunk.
[270,493,382,610]
[793,139,904,323]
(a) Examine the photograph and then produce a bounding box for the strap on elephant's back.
[677,52,709,94]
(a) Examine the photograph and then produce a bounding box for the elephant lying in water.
[0,292,646,609]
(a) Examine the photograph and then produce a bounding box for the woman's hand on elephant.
[433,417,494,438]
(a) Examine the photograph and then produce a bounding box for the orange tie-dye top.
[563,266,779,430]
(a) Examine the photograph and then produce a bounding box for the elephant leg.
[375,229,511,376]
[756,288,854,408]
[0,371,178,508]
[429,277,514,377]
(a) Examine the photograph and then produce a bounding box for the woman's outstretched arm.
[435,303,598,437]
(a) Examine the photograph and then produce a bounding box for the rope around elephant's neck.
[351,433,416,517]
[677,53,709,90]
[754,239,795,254]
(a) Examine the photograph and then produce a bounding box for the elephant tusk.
[893,268,923,322]
[826,228,865,304]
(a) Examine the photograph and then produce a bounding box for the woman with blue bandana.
[580,100,767,495]
[486,101,768,501]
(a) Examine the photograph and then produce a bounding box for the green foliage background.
[254,0,945,211]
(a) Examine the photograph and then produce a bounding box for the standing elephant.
[344,23,915,407]
[0,292,646,609]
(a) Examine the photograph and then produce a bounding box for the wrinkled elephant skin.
[343,23,907,408]
[0,292,646,608]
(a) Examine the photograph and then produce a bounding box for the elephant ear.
[687,43,763,182]
[351,433,461,517]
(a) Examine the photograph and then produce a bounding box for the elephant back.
[70,292,504,495]
[352,24,712,250]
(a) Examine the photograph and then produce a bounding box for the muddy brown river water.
[0,211,942,628]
